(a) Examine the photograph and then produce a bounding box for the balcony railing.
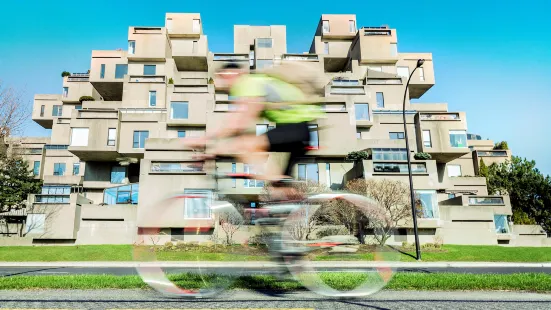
[476,151,508,157]
[469,197,505,205]
[282,54,319,61]
[374,162,427,173]
[44,144,69,150]
[363,29,391,36]
[365,78,402,85]
[34,194,70,204]
[420,113,460,121]
[151,162,204,173]
[119,108,167,114]
[129,75,166,83]
[330,86,365,95]
[332,79,360,86]
[67,73,90,82]
[213,54,248,61]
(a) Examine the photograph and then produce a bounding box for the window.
[128,41,135,55]
[298,163,319,183]
[448,193,456,199]
[75,105,82,110]
[355,103,369,120]
[70,128,89,146]
[177,130,186,138]
[52,105,63,117]
[374,162,427,173]
[149,91,156,107]
[447,165,462,177]
[143,65,156,75]
[62,87,68,98]
[326,163,331,186]
[390,43,397,57]
[26,214,45,234]
[256,59,273,69]
[41,185,71,195]
[422,130,432,147]
[103,183,139,205]
[53,163,66,176]
[72,162,80,175]
[115,64,128,79]
[100,64,105,79]
[389,132,405,139]
[356,129,362,139]
[171,102,189,119]
[419,67,425,81]
[110,166,127,184]
[132,130,149,148]
[332,79,359,86]
[107,128,116,146]
[33,161,40,176]
[192,41,198,53]
[249,50,255,67]
[494,215,510,234]
[397,66,410,78]
[232,163,236,188]
[151,162,203,173]
[323,42,329,54]
[469,197,504,205]
[322,20,330,33]
[372,148,408,161]
[166,18,173,31]
[349,20,356,33]
[449,130,467,148]
[192,19,200,33]
[309,124,319,149]
[184,189,212,219]
[376,92,384,108]
[40,105,45,117]
[256,124,269,136]
[244,164,264,188]
[415,190,438,218]
[257,38,272,48]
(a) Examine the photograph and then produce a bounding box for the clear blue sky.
[1,0,550,175]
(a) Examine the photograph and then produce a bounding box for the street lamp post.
[402,59,424,261]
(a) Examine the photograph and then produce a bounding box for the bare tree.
[0,80,29,141]
[217,205,245,245]
[285,204,320,241]
[21,204,61,237]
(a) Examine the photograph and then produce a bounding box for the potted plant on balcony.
[414,152,432,160]
[345,151,369,162]
[168,78,174,84]
[78,96,95,103]
[61,71,71,77]
[493,141,509,150]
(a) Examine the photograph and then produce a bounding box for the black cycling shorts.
[265,122,311,176]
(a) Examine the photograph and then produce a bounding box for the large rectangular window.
[374,163,427,173]
[298,163,319,183]
[389,132,405,140]
[110,166,127,184]
[422,130,432,148]
[372,148,408,161]
[322,20,330,33]
[256,59,274,69]
[376,92,384,108]
[349,20,356,33]
[257,38,273,48]
[40,105,45,117]
[52,105,63,117]
[397,66,410,78]
[449,130,468,148]
[184,189,212,219]
[151,162,203,173]
[107,128,116,146]
[415,190,439,218]
[128,41,135,55]
[62,87,69,98]
[70,128,89,147]
[53,163,66,176]
[447,164,462,177]
[494,215,510,234]
[115,64,128,79]
[171,102,189,119]
[323,42,329,54]
[41,185,71,195]
[309,124,319,149]
[469,197,504,205]
[149,91,156,107]
[244,164,264,188]
[132,130,149,148]
[355,103,369,120]
[72,162,80,175]
[33,161,40,176]
[100,64,105,79]
[192,19,200,33]
[143,65,156,75]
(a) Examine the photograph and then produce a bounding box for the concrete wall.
[76,205,137,245]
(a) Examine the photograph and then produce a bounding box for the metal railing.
[129,75,166,83]
[468,197,505,205]
[213,54,248,61]
[282,54,319,61]
[44,145,69,150]
[119,108,167,114]
[34,194,70,204]
[476,151,508,157]
[420,113,460,121]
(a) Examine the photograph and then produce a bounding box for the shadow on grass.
[388,245,417,261]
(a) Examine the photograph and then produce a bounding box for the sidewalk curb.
[0,261,550,268]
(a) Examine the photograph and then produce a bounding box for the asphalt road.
[1,266,551,277]
[0,289,550,310]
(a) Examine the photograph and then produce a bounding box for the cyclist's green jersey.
[230,74,324,123]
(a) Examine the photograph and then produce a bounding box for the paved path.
[0,289,550,309]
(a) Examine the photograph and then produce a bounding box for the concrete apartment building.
[2,13,549,247]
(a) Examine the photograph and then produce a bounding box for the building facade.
[5,13,549,246]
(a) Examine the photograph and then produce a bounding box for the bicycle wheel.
[133,192,248,298]
[280,193,401,297]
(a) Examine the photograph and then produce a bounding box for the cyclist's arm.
[205,97,265,140]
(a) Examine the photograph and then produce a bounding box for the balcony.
[171,37,208,71]
[127,27,170,62]
[319,14,357,39]
[166,13,202,38]
[398,53,435,99]
[67,110,120,161]
[127,75,166,83]
[43,175,84,185]
[61,74,94,103]
[282,54,319,61]
[89,50,127,101]
[473,150,512,171]
[415,112,470,163]
[350,27,398,64]
[32,94,63,129]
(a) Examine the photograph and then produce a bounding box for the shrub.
[78,96,95,103]
[168,77,174,84]
[248,231,278,247]
[315,226,349,239]
[414,152,432,160]
[493,141,509,150]
[61,71,71,77]
[208,77,214,84]
[345,151,369,162]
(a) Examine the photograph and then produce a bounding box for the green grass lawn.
[0,244,549,262]
[1,273,550,292]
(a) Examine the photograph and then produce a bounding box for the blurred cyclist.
[184,61,324,190]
